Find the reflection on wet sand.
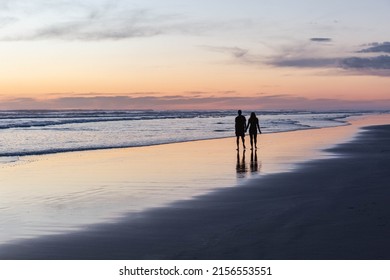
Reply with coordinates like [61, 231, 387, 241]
[236, 149, 261, 178]
[250, 149, 261, 173]
[236, 150, 247, 178]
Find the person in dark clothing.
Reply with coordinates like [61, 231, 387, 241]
[235, 110, 246, 150]
[246, 112, 262, 150]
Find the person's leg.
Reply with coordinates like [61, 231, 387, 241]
[236, 136, 239, 150]
[249, 134, 254, 149]
[241, 136, 246, 149]
[254, 134, 257, 149]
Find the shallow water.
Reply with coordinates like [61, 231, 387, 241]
[0, 110, 364, 157]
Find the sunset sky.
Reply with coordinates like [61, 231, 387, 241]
[0, 0, 389, 110]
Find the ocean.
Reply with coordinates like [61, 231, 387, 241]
[0, 110, 382, 244]
[0, 110, 370, 160]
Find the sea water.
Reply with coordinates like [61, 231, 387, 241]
[0, 110, 368, 159]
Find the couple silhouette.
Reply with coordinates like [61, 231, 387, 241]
[235, 110, 262, 150]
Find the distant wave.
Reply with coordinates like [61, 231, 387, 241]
[0, 110, 233, 130]
[0, 117, 145, 130]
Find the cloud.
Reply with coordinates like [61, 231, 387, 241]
[206, 44, 390, 76]
[0, 16, 16, 27]
[204, 39, 390, 76]
[1, 5, 175, 41]
[0, 1, 172, 40]
[29, 16, 162, 41]
[0, 1, 249, 41]
[358, 42, 390, 53]
[270, 57, 339, 68]
[1, 94, 389, 111]
[205, 40, 342, 69]
[268, 55, 390, 72]
[202, 45, 263, 65]
[340, 55, 390, 69]
[259, 40, 390, 75]
[203, 46, 249, 58]
[310, 38, 332, 42]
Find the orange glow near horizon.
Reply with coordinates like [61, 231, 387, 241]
[1, 69, 389, 107]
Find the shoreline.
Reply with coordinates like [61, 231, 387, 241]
[0, 123, 345, 159]
[0, 111, 378, 159]
[0, 115, 390, 259]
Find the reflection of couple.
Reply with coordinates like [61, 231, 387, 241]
[236, 149, 260, 176]
[235, 110, 262, 150]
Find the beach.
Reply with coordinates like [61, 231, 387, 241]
[0, 114, 390, 259]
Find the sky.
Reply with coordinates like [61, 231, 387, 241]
[0, 0, 389, 110]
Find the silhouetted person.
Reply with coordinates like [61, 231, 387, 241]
[235, 110, 246, 150]
[246, 112, 262, 150]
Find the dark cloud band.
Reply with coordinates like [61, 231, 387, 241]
[1, 94, 389, 111]
[341, 55, 390, 69]
[358, 42, 390, 53]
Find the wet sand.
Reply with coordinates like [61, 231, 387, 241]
[0, 115, 390, 259]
